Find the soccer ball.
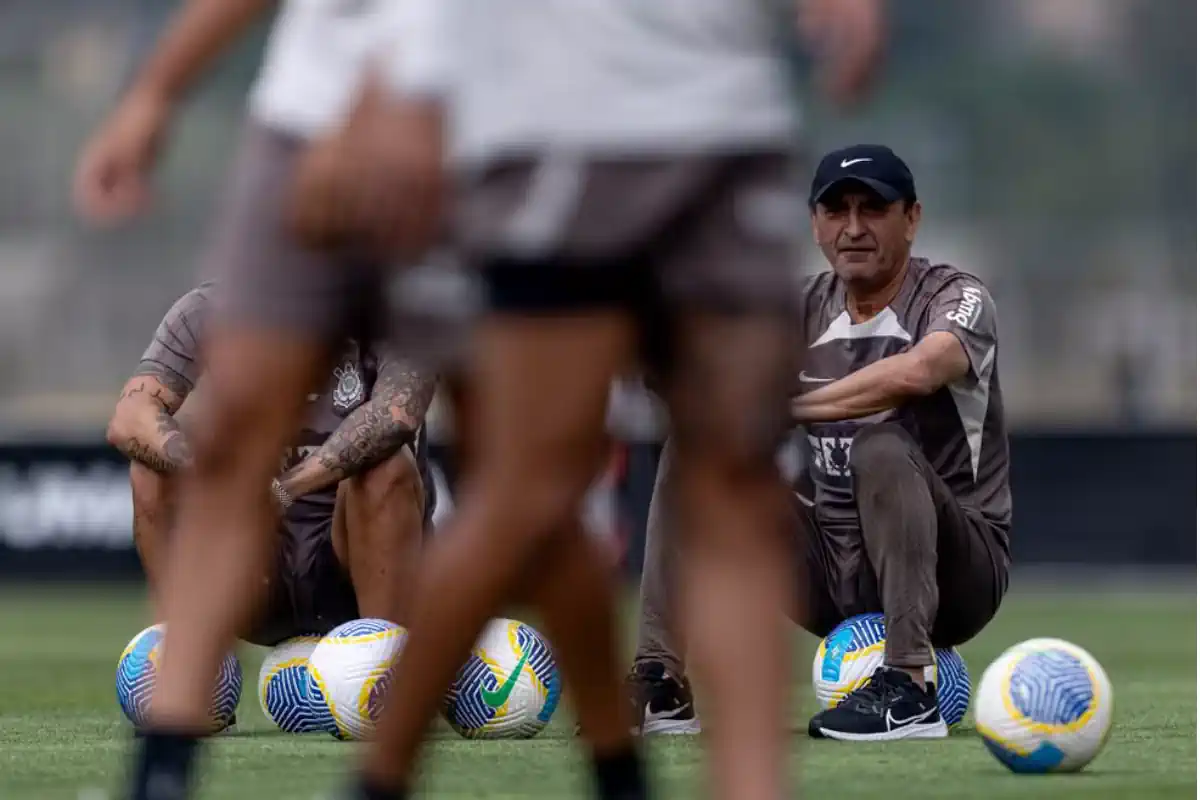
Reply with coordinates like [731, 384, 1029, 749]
[975, 638, 1114, 773]
[442, 618, 561, 739]
[812, 612, 972, 727]
[257, 636, 322, 733]
[306, 618, 406, 741]
[115, 623, 242, 733]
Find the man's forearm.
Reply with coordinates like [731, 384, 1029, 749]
[112, 408, 194, 474]
[792, 353, 926, 423]
[277, 402, 417, 499]
[128, 0, 276, 102]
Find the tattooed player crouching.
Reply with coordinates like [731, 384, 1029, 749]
[106, 281, 437, 647]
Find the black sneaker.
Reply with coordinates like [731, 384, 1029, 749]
[808, 667, 948, 742]
[627, 661, 701, 736]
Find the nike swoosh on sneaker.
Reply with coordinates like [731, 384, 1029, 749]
[644, 700, 692, 724]
[885, 706, 935, 730]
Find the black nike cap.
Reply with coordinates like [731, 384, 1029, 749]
[809, 144, 917, 207]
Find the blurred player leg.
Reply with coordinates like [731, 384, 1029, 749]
[666, 314, 796, 800]
[334, 447, 427, 623]
[644, 149, 800, 800]
[149, 330, 326, 727]
[360, 315, 643, 799]
[133, 123, 380, 800]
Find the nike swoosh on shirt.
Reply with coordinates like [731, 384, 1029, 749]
[480, 647, 530, 709]
[798, 372, 836, 384]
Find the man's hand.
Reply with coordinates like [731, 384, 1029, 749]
[289, 76, 446, 260]
[73, 89, 173, 225]
[798, 0, 887, 108]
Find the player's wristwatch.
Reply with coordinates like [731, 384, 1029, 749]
[271, 479, 294, 511]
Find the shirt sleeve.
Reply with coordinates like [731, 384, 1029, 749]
[922, 277, 998, 384]
[374, 0, 453, 99]
[136, 288, 210, 392]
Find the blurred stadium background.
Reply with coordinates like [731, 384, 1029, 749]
[0, 0, 1191, 572]
[0, 1, 1194, 797]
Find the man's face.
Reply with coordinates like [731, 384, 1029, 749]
[811, 186, 921, 286]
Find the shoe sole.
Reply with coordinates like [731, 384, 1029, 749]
[642, 716, 702, 736]
[817, 719, 949, 742]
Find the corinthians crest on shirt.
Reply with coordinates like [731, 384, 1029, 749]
[330, 343, 368, 416]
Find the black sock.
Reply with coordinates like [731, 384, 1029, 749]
[593, 746, 648, 800]
[131, 730, 200, 800]
[353, 776, 409, 800]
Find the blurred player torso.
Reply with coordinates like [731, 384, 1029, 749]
[250, 0, 399, 137]
[795, 259, 1011, 532]
[447, 0, 800, 163]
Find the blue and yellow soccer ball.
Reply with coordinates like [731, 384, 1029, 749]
[306, 619, 406, 741]
[812, 612, 972, 727]
[975, 638, 1114, 773]
[257, 636, 323, 733]
[116, 623, 242, 733]
[442, 618, 561, 739]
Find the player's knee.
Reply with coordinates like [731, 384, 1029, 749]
[348, 447, 423, 520]
[850, 424, 918, 480]
[483, 460, 596, 547]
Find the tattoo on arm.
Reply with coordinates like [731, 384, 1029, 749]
[279, 359, 437, 497]
[111, 365, 194, 474]
[156, 408, 194, 471]
[123, 437, 180, 474]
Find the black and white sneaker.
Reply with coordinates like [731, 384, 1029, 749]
[628, 661, 701, 736]
[808, 667, 948, 742]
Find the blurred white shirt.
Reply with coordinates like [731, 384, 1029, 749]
[249, 0, 398, 137]
[380, 0, 802, 165]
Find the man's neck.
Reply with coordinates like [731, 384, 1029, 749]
[845, 258, 910, 323]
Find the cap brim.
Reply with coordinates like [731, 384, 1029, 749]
[810, 177, 902, 206]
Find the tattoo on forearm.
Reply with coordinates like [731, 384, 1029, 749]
[314, 404, 417, 481]
[156, 409, 193, 470]
[122, 437, 179, 474]
[281, 362, 436, 491]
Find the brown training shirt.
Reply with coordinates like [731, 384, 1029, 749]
[135, 283, 382, 525]
[794, 257, 1011, 548]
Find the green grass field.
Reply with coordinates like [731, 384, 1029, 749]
[0, 577, 1193, 799]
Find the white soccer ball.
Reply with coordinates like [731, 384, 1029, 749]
[975, 638, 1114, 773]
[257, 636, 322, 733]
[306, 619, 406, 741]
[812, 612, 971, 726]
[115, 623, 242, 733]
[442, 618, 561, 739]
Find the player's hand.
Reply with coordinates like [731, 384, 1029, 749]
[72, 89, 173, 226]
[798, 0, 886, 108]
[289, 78, 446, 261]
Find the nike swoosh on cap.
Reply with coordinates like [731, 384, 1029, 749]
[840, 158, 872, 168]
